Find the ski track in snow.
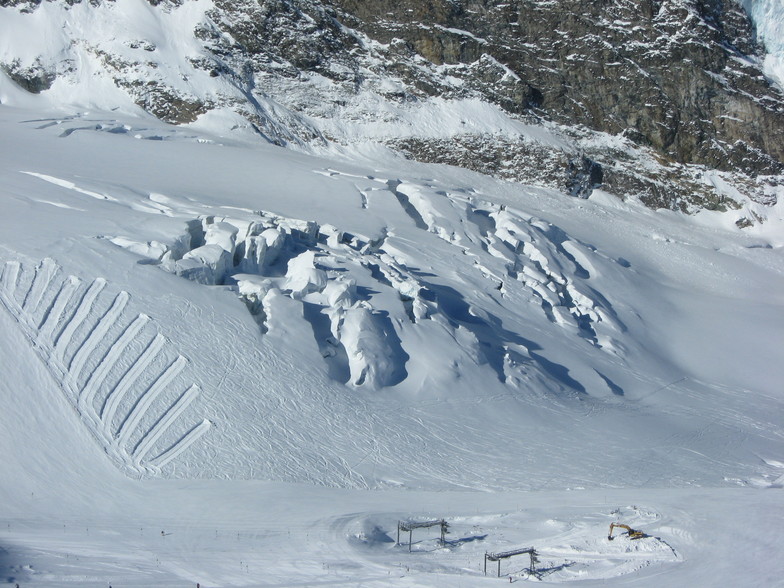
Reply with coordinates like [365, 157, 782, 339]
[79, 313, 149, 415]
[21, 255, 58, 316]
[149, 418, 212, 469]
[133, 384, 201, 464]
[38, 275, 81, 343]
[52, 277, 106, 360]
[101, 333, 167, 437]
[68, 290, 130, 380]
[0, 258, 208, 475]
[115, 355, 188, 447]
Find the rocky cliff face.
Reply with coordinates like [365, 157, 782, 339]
[2, 0, 783, 218]
[202, 0, 784, 213]
[330, 0, 784, 175]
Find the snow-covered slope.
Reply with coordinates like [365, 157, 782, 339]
[2, 98, 783, 487]
[1, 91, 784, 584]
[1, 1, 784, 586]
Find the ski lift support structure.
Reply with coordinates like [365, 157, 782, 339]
[484, 546, 538, 577]
[397, 519, 449, 551]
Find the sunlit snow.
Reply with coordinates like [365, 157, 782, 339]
[1, 2, 784, 587]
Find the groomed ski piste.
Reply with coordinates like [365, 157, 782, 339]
[2, 58, 784, 586]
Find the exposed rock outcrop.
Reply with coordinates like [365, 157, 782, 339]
[2, 0, 783, 215]
[328, 0, 784, 176]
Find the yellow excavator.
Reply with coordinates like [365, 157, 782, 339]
[607, 523, 645, 541]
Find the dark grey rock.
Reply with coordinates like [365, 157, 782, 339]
[326, 0, 784, 176]
[1, 59, 55, 93]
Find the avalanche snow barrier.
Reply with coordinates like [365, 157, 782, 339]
[0, 258, 210, 475]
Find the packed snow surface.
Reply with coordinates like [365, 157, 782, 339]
[1, 67, 784, 587]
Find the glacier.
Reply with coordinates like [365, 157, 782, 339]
[0, 0, 783, 586]
[741, 0, 784, 87]
[1, 91, 783, 587]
